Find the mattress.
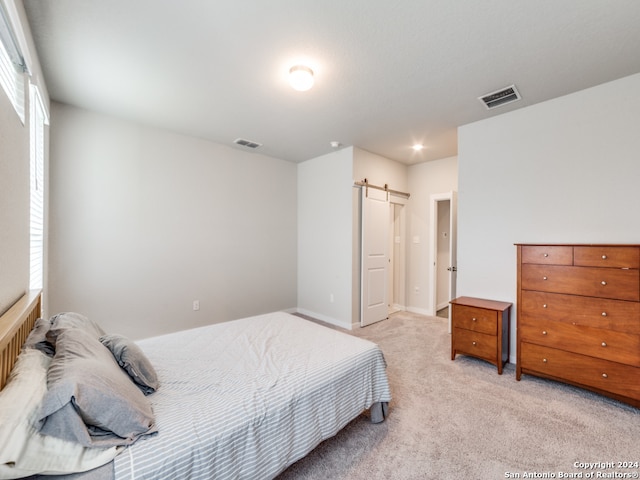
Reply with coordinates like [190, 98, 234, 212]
[112, 311, 391, 479]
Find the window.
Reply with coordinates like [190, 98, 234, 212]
[0, 2, 26, 122]
[29, 85, 47, 290]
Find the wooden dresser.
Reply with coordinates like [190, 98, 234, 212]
[450, 296, 512, 374]
[516, 244, 640, 407]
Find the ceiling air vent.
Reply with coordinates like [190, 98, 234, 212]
[479, 85, 521, 109]
[234, 138, 262, 149]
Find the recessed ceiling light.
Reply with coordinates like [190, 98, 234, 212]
[412, 144, 424, 151]
[289, 65, 314, 91]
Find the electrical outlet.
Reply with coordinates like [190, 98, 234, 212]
[193, 300, 200, 311]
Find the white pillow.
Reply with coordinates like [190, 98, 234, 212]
[0, 349, 120, 479]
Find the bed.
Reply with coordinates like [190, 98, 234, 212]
[0, 291, 391, 479]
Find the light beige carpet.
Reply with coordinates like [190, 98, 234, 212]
[279, 311, 640, 479]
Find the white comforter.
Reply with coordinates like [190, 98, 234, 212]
[113, 312, 391, 480]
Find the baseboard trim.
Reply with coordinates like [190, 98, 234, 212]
[294, 308, 352, 330]
[405, 306, 434, 316]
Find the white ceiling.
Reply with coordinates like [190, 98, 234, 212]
[22, 0, 640, 165]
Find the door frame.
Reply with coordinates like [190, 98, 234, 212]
[429, 191, 457, 332]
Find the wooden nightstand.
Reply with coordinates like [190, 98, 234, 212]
[450, 296, 512, 374]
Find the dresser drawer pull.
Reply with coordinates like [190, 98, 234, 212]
[544, 253, 549, 257]
[472, 317, 477, 322]
[472, 341, 477, 346]
[543, 358, 548, 363]
[601, 312, 607, 317]
[543, 304, 547, 308]
[601, 281, 607, 286]
[543, 276, 548, 280]
[602, 373, 608, 379]
[602, 255, 607, 259]
[601, 342, 607, 347]
[542, 330, 548, 335]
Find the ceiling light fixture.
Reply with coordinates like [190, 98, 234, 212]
[412, 144, 424, 151]
[289, 65, 314, 91]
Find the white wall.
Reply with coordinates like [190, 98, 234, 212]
[406, 156, 458, 314]
[297, 147, 353, 328]
[458, 72, 640, 363]
[0, 78, 29, 314]
[353, 147, 408, 192]
[48, 103, 297, 339]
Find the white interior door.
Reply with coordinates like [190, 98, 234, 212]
[430, 191, 458, 332]
[449, 192, 458, 308]
[361, 187, 389, 326]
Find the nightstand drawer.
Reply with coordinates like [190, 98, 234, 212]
[451, 304, 497, 335]
[453, 328, 497, 361]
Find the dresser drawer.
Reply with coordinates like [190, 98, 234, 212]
[451, 304, 497, 335]
[519, 319, 640, 366]
[520, 290, 640, 334]
[521, 264, 640, 301]
[453, 328, 496, 361]
[521, 245, 573, 265]
[574, 246, 640, 269]
[520, 342, 640, 401]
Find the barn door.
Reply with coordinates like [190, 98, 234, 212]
[361, 187, 389, 326]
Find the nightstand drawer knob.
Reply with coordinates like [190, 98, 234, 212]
[544, 253, 549, 257]
[601, 312, 607, 317]
[543, 304, 547, 308]
[472, 341, 477, 346]
[472, 317, 477, 322]
[602, 255, 607, 259]
[543, 358, 548, 363]
[602, 373, 608, 379]
[601, 342, 607, 347]
[601, 281, 607, 286]
[542, 330, 548, 335]
[543, 276, 548, 280]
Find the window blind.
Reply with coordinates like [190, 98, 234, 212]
[29, 85, 47, 290]
[0, 1, 26, 122]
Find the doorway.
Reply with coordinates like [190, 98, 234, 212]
[429, 192, 457, 333]
[388, 200, 406, 315]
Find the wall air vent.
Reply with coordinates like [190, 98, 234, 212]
[479, 85, 521, 109]
[234, 138, 262, 149]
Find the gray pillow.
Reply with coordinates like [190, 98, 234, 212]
[37, 328, 157, 448]
[100, 334, 159, 395]
[46, 312, 106, 345]
[23, 318, 55, 356]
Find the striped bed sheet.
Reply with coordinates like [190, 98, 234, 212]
[112, 311, 391, 480]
